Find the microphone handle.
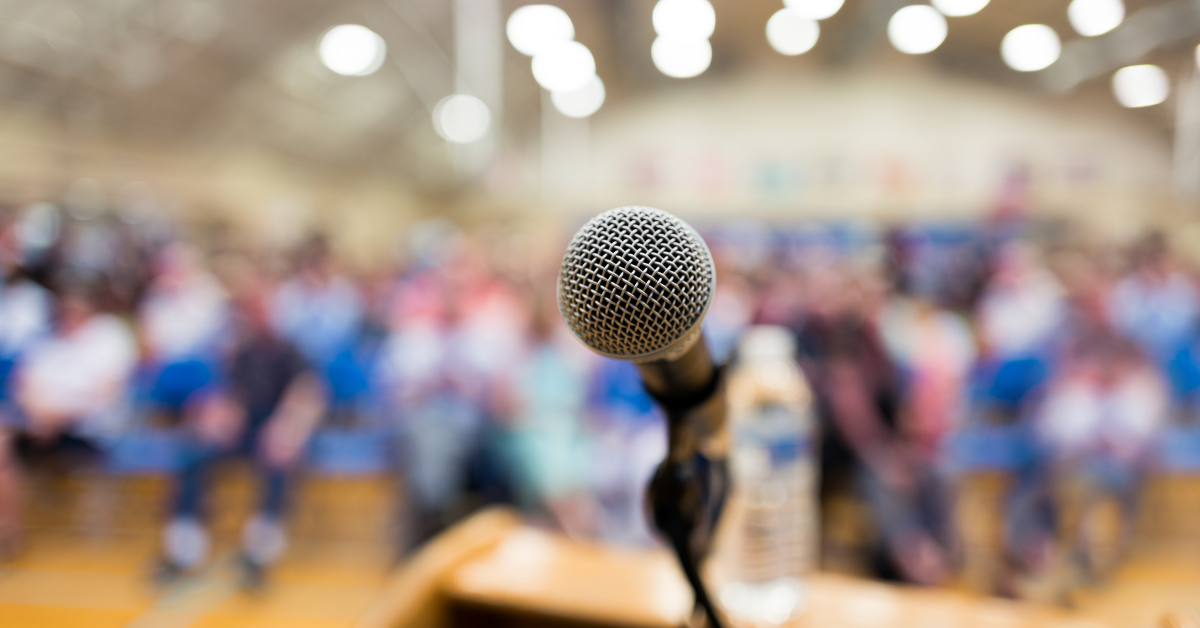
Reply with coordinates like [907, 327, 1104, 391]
[636, 336, 716, 405]
[637, 338, 727, 462]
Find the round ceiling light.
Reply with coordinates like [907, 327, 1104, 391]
[551, 75, 606, 118]
[433, 94, 492, 143]
[506, 4, 575, 56]
[531, 40, 596, 92]
[318, 25, 386, 76]
[1112, 64, 1169, 108]
[887, 5, 948, 55]
[651, 36, 713, 78]
[1001, 24, 1061, 72]
[766, 8, 819, 56]
[648, 36, 710, 78]
[931, 0, 989, 17]
[652, 0, 716, 41]
[1068, 0, 1124, 37]
[782, 0, 845, 21]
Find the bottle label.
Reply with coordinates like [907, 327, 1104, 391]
[724, 400, 817, 587]
[733, 402, 811, 478]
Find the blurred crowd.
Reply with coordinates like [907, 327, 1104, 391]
[731, 222, 1189, 600]
[0, 205, 669, 588]
[0, 203, 1196, 601]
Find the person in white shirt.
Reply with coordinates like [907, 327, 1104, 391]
[1036, 341, 1167, 584]
[977, 242, 1066, 362]
[1108, 234, 1198, 373]
[271, 237, 365, 419]
[974, 241, 1066, 425]
[271, 237, 364, 371]
[0, 277, 137, 553]
[138, 243, 229, 413]
[17, 283, 137, 438]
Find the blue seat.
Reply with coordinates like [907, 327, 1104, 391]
[949, 424, 1034, 471]
[106, 429, 188, 475]
[1167, 345, 1200, 401]
[1157, 425, 1200, 473]
[306, 427, 394, 476]
[0, 357, 15, 402]
[325, 348, 374, 407]
[987, 358, 1049, 407]
[142, 359, 217, 412]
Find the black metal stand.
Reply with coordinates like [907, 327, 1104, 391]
[643, 358, 730, 628]
[648, 453, 729, 628]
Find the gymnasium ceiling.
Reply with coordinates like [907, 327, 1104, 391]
[0, 0, 1197, 187]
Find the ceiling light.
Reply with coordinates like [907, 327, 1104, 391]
[782, 0, 845, 20]
[887, 5, 948, 55]
[1068, 0, 1124, 37]
[651, 36, 712, 78]
[531, 40, 596, 91]
[318, 25, 386, 77]
[931, 0, 989, 17]
[1112, 64, 1169, 107]
[1001, 24, 1061, 72]
[551, 75, 606, 118]
[433, 95, 492, 143]
[506, 5, 575, 56]
[766, 9, 819, 56]
[652, 0, 716, 41]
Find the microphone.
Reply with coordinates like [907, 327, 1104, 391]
[558, 206, 728, 628]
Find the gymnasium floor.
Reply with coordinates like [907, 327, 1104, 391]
[0, 532, 393, 628]
[0, 469, 1194, 628]
[1073, 548, 1200, 628]
[0, 469, 397, 628]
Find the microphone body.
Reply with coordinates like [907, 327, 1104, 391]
[556, 205, 726, 451]
[558, 206, 729, 627]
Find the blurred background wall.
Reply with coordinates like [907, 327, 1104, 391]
[0, 0, 1195, 250]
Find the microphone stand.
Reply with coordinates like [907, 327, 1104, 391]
[641, 341, 730, 628]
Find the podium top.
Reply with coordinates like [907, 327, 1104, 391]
[442, 524, 1109, 628]
[358, 507, 1114, 628]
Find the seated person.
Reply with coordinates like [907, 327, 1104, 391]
[0, 276, 137, 553]
[271, 236, 365, 418]
[159, 275, 326, 588]
[975, 241, 1065, 420]
[137, 242, 229, 416]
[0, 259, 50, 417]
[1035, 337, 1165, 587]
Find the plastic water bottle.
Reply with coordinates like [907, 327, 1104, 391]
[713, 326, 817, 625]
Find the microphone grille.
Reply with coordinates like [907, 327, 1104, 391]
[557, 206, 715, 361]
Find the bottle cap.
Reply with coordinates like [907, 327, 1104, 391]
[737, 325, 795, 361]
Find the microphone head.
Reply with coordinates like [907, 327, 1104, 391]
[558, 206, 715, 363]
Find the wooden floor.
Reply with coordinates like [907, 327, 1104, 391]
[0, 468, 1194, 628]
[0, 467, 398, 628]
[1072, 546, 1200, 628]
[0, 533, 395, 628]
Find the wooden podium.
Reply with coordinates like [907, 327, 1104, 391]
[356, 507, 1114, 628]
